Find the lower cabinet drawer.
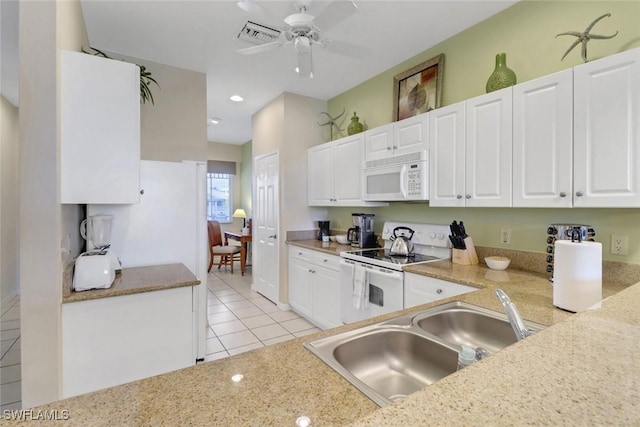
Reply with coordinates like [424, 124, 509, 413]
[313, 253, 341, 272]
[404, 273, 476, 308]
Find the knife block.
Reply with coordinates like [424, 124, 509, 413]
[452, 237, 479, 265]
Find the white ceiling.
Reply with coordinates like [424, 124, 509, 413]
[2, 1, 519, 145]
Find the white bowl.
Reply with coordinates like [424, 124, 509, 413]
[485, 256, 511, 271]
[328, 236, 337, 242]
[335, 235, 349, 245]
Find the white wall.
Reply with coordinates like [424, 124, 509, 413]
[19, 0, 61, 408]
[19, 0, 88, 408]
[0, 95, 19, 307]
[117, 55, 207, 163]
[252, 92, 327, 304]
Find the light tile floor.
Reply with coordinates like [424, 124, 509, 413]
[0, 268, 319, 411]
[203, 268, 320, 361]
[0, 297, 21, 412]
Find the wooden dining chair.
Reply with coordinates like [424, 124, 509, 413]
[208, 220, 241, 273]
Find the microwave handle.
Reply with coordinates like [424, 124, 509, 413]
[400, 164, 408, 198]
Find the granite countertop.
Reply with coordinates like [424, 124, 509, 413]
[17, 246, 639, 425]
[62, 263, 200, 303]
[287, 238, 354, 256]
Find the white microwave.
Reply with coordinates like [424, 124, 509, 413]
[363, 154, 429, 202]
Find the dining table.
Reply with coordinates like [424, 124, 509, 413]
[223, 231, 252, 275]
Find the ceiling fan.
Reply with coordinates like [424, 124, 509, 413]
[236, 0, 358, 78]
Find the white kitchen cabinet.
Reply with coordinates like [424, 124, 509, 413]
[61, 286, 194, 398]
[429, 102, 466, 207]
[404, 273, 476, 308]
[513, 69, 574, 207]
[288, 247, 342, 329]
[573, 48, 640, 207]
[364, 114, 429, 164]
[429, 88, 512, 207]
[288, 251, 314, 320]
[465, 87, 513, 207]
[308, 134, 386, 207]
[60, 50, 140, 204]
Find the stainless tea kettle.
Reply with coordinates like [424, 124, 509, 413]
[389, 226, 414, 256]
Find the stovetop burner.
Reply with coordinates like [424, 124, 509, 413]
[347, 248, 442, 265]
[340, 222, 452, 271]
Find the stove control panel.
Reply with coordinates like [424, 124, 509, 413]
[381, 222, 451, 248]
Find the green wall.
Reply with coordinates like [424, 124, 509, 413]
[326, 1, 640, 264]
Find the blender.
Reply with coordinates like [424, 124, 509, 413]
[73, 214, 121, 290]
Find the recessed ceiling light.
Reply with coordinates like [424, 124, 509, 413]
[208, 117, 222, 125]
[230, 95, 244, 102]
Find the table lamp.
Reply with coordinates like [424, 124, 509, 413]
[233, 209, 247, 228]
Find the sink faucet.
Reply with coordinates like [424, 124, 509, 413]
[495, 289, 534, 341]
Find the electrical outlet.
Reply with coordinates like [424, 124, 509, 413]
[611, 235, 629, 255]
[500, 228, 511, 244]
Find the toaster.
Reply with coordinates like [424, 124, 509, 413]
[73, 250, 118, 291]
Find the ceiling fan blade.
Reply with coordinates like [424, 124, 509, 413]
[312, 0, 357, 32]
[236, 41, 283, 55]
[318, 39, 367, 58]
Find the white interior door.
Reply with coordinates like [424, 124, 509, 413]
[254, 152, 280, 303]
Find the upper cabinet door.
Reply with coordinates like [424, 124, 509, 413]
[429, 102, 466, 207]
[513, 69, 573, 207]
[573, 48, 640, 207]
[307, 143, 335, 206]
[465, 87, 513, 207]
[364, 123, 393, 163]
[60, 50, 140, 204]
[394, 113, 429, 156]
[333, 134, 364, 205]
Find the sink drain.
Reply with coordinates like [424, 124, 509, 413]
[388, 394, 407, 402]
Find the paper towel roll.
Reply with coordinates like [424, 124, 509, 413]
[553, 240, 602, 312]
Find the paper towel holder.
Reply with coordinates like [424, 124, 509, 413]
[546, 224, 596, 281]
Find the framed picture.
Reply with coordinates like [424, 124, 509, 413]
[393, 54, 444, 121]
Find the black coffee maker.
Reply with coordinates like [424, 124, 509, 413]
[318, 221, 330, 240]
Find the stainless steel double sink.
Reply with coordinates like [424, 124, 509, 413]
[304, 301, 546, 407]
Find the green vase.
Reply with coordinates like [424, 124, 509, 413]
[486, 53, 517, 93]
[347, 112, 364, 135]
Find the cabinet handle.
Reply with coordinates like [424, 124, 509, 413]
[393, 145, 397, 149]
[465, 194, 471, 199]
[140, 189, 145, 195]
[456, 195, 462, 200]
[387, 147, 392, 150]
[323, 259, 328, 263]
[559, 192, 567, 197]
[436, 288, 443, 294]
[576, 191, 584, 197]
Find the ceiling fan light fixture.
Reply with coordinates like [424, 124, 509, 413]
[294, 35, 311, 53]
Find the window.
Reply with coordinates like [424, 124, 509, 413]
[206, 173, 233, 222]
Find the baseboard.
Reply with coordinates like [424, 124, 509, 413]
[277, 302, 290, 311]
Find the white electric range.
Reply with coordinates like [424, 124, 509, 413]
[339, 222, 452, 323]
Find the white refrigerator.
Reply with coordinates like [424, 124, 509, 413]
[88, 159, 208, 360]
